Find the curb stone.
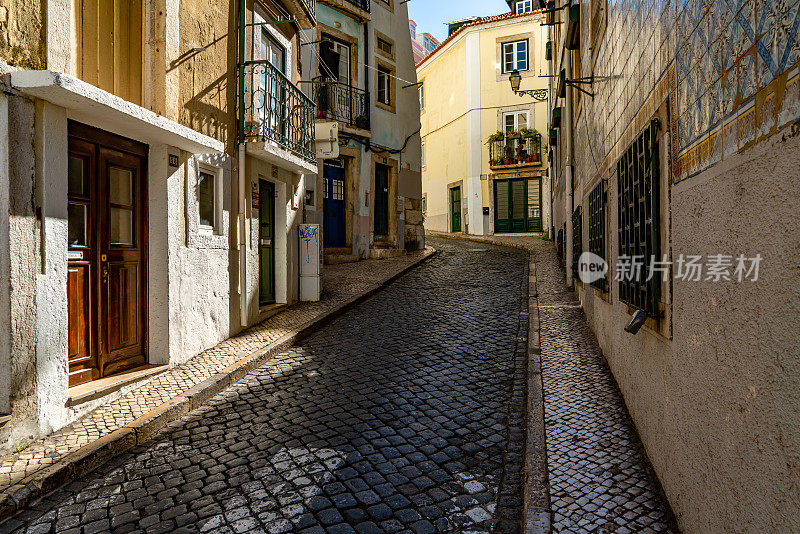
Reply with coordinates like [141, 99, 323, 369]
[0, 247, 436, 526]
[426, 231, 552, 533]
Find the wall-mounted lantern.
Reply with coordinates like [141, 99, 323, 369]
[508, 70, 548, 101]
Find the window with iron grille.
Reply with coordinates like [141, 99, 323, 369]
[617, 120, 661, 316]
[572, 206, 582, 279]
[588, 181, 607, 291]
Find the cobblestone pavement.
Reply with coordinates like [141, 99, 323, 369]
[430, 232, 678, 533]
[0, 249, 431, 496]
[1, 238, 530, 534]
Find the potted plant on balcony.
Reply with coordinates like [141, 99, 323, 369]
[506, 130, 522, 140]
[487, 131, 504, 144]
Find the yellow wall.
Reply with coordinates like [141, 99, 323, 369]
[418, 13, 548, 233]
[417, 38, 467, 232]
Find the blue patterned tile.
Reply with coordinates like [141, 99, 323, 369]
[739, 53, 757, 99]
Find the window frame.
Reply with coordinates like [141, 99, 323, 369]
[516, 0, 533, 13]
[197, 164, 222, 235]
[503, 110, 530, 133]
[375, 59, 397, 113]
[588, 180, 607, 292]
[617, 120, 662, 317]
[502, 39, 529, 74]
[419, 83, 425, 110]
[421, 140, 426, 167]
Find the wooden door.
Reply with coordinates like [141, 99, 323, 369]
[259, 180, 276, 305]
[510, 179, 527, 232]
[374, 164, 389, 237]
[323, 163, 346, 248]
[450, 187, 462, 233]
[67, 123, 148, 386]
[494, 179, 528, 233]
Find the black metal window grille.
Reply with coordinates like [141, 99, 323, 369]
[588, 181, 607, 291]
[617, 119, 661, 316]
[572, 206, 582, 279]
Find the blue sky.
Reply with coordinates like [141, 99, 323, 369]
[408, 0, 511, 42]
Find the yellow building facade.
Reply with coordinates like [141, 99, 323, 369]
[417, 11, 549, 236]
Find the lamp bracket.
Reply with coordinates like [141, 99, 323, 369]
[513, 88, 549, 101]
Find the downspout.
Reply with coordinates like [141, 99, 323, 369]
[238, 0, 248, 327]
[564, 47, 575, 288]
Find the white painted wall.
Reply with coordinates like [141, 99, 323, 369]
[0, 92, 10, 416]
[465, 32, 484, 236]
[34, 101, 69, 434]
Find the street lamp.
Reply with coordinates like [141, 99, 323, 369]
[508, 69, 548, 101]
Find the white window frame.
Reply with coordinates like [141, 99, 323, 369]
[502, 39, 529, 73]
[197, 164, 222, 234]
[419, 83, 425, 110]
[421, 140, 426, 167]
[377, 66, 392, 105]
[516, 0, 533, 13]
[503, 111, 530, 133]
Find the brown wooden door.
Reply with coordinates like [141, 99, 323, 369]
[67, 123, 148, 386]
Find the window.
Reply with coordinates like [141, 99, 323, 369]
[502, 40, 528, 73]
[419, 83, 425, 109]
[422, 197, 427, 214]
[377, 37, 393, 56]
[572, 206, 582, 279]
[503, 111, 529, 133]
[377, 66, 392, 105]
[617, 120, 662, 316]
[516, 0, 533, 13]
[320, 35, 351, 85]
[588, 181, 607, 291]
[421, 140, 426, 167]
[198, 168, 217, 229]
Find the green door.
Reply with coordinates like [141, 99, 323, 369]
[259, 180, 275, 305]
[494, 178, 531, 233]
[450, 187, 461, 233]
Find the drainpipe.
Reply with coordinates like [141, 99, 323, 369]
[239, 143, 248, 328]
[564, 48, 575, 288]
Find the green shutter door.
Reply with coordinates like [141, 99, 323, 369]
[450, 186, 462, 233]
[494, 180, 511, 233]
[510, 179, 527, 232]
[259, 180, 276, 305]
[526, 177, 543, 232]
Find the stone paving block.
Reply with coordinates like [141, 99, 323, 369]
[0, 239, 526, 533]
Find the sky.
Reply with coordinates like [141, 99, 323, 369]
[407, 0, 511, 42]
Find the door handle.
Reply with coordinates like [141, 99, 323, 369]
[102, 263, 109, 283]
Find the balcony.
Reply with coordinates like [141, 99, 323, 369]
[314, 82, 370, 133]
[489, 132, 543, 169]
[318, 0, 370, 21]
[240, 61, 317, 171]
[282, 0, 317, 30]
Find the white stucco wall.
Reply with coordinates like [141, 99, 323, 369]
[33, 101, 69, 434]
[465, 32, 483, 236]
[0, 91, 10, 416]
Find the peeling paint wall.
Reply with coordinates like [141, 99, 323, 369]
[0, 0, 46, 69]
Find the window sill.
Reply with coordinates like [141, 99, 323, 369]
[66, 365, 169, 407]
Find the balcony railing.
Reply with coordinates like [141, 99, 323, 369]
[301, 0, 316, 20]
[489, 134, 543, 167]
[240, 61, 316, 163]
[343, 0, 370, 12]
[314, 82, 370, 131]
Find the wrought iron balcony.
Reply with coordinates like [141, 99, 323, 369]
[314, 82, 370, 131]
[240, 61, 316, 164]
[344, 0, 370, 11]
[489, 133, 543, 168]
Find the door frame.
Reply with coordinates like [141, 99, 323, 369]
[446, 180, 464, 234]
[322, 160, 347, 249]
[450, 186, 462, 233]
[67, 121, 149, 385]
[369, 154, 398, 247]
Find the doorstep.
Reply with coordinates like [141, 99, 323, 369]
[67, 365, 169, 407]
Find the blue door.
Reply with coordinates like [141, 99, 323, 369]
[323, 163, 346, 248]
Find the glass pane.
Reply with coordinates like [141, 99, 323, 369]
[518, 112, 528, 130]
[68, 156, 85, 195]
[505, 115, 515, 133]
[110, 167, 134, 206]
[68, 203, 88, 247]
[198, 171, 215, 227]
[111, 208, 134, 245]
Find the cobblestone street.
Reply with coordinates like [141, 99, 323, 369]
[0, 238, 531, 534]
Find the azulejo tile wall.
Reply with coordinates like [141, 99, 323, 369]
[571, 0, 800, 187]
